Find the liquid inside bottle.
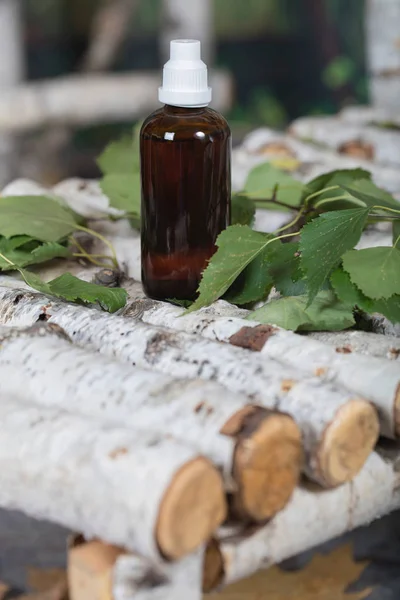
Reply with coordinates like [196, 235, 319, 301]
[140, 40, 231, 301]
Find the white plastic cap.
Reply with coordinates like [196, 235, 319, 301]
[159, 39, 212, 108]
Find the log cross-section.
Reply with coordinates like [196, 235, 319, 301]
[0, 323, 303, 523]
[0, 398, 226, 561]
[0, 288, 380, 488]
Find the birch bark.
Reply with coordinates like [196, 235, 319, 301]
[0, 398, 226, 561]
[209, 450, 400, 588]
[0, 288, 379, 488]
[0, 323, 302, 522]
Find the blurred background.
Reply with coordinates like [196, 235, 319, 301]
[0, 0, 392, 187]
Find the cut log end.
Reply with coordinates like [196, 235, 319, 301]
[317, 400, 380, 488]
[203, 538, 224, 593]
[156, 457, 227, 561]
[394, 383, 400, 438]
[228, 408, 303, 522]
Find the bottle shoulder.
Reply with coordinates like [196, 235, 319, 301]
[141, 106, 231, 140]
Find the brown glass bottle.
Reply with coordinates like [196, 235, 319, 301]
[140, 104, 231, 301]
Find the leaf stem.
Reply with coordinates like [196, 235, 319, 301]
[314, 195, 364, 209]
[274, 205, 307, 234]
[371, 205, 400, 216]
[0, 252, 14, 268]
[74, 225, 119, 268]
[394, 234, 400, 248]
[303, 185, 340, 205]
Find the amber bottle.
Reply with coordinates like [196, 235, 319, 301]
[140, 40, 231, 301]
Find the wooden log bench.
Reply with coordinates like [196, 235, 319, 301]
[0, 107, 399, 599]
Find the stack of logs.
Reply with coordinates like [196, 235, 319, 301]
[0, 106, 399, 599]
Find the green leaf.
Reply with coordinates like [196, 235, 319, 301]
[342, 180, 400, 212]
[167, 298, 193, 308]
[0, 241, 69, 271]
[331, 267, 400, 324]
[224, 244, 275, 305]
[15, 268, 127, 313]
[302, 169, 371, 203]
[370, 296, 400, 324]
[342, 246, 400, 300]
[247, 291, 355, 332]
[0, 196, 78, 242]
[330, 267, 364, 307]
[393, 220, 400, 246]
[244, 163, 304, 210]
[100, 173, 141, 214]
[231, 194, 256, 226]
[300, 208, 370, 303]
[186, 225, 275, 312]
[267, 242, 307, 296]
[97, 126, 141, 175]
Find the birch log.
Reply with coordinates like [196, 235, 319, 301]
[289, 115, 400, 168]
[0, 397, 226, 561]
[112, 548, 204, 600]
[118, 285, 399, 440]
[0, 288, 379, 488]
[234, 127, 400, 196]
[366, 0, 400, 110]
[160, 0, 214, 65]
[68, 536, 204, 600]
[0, 71, 232, 134]
[0, 323, 302, 523]
[0, 0, 24, 187]
[307, 330, 400, 361]
[207, 450, 400, 589]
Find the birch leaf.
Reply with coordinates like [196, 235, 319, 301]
[342, 247, 400, 299]
[244, 163, 304, 209]
[0, 241, 69, 271]
[231, 194, 256, 226]
[7, 268, 127, 313]
[300, 208, 370, 303]
[247, 291, 355, 331]
[0, 196, 78, 242]
[224, 245, 274, 305]
[267, 242, 307, 296]
[187, 225, 275, 312]
[331, 267, 400, 323]
[302, 169, 371, 204]
[393, 220, 400, 246]
[100, 173, 141, 214]
[97, 130, 140, 174]
[342, 180, 400, 212]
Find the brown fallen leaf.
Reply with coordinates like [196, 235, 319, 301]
[208, 543, 371, 600]
[15, 568, 68, 600]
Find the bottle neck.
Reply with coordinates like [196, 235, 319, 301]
[164, 104, 208, 116]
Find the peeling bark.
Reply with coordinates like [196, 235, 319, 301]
[209, 450, 400, 589]
[0, 288, 379, 488]
[0, 397, 226, 561]
[0, 323, 302, 522]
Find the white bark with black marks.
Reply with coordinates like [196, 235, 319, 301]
[308, 330, 400, 361]
[0, 323, 302, 524]
[0, 397, 218, 561]
[289, 115, 400, 169]
[0, 288, 379, 488]
[113, 549, 204, 600]
[215, 450, 400, 587]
